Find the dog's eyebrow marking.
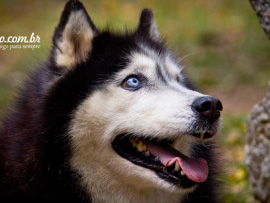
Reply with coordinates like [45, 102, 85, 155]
[165, 55, 183, 79]
[156, 64, 168, 85]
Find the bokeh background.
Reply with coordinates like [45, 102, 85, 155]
[0, 0, 269, 202]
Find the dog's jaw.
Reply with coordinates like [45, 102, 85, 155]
[68, 93, 198, 203]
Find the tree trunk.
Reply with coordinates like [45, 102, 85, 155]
[246, 85, 270, 203]
[246, 1, 270, 202]
[249, 0, 270, 39]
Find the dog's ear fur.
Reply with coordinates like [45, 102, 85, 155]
[52, 0, 98, 71]
[136, 8, 160, 41]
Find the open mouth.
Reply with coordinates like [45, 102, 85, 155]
[112, 132, 212, 189]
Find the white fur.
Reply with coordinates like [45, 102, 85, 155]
[69, 52, 208, 202]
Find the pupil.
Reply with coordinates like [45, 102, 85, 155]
[124, 77, 140, 89]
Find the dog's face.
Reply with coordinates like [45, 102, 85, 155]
[47, 0, 222, 198]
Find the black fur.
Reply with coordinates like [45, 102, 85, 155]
[0, 1, 221, 202]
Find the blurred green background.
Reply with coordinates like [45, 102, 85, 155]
[0, 0, 269, 202]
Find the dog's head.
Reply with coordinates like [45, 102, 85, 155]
[45, 0, 222, 198]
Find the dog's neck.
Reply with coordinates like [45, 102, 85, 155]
[86, 177, 184, 203]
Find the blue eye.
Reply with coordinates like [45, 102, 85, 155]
[122, 76, 141, 90]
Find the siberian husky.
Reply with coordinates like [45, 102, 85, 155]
[0, 0, 223, 202]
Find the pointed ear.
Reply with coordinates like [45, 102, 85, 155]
[136, 8, 160, 41]
[52, 0, 98, 70]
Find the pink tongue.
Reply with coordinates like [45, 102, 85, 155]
[144, 142, 208, 183]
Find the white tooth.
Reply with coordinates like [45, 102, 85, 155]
[137, 141, 146, 152]
[155, 155, 160, 160]
[200, 132, 205, 140]
[174, 162, 180, 171]
[181, 171, 185, 176]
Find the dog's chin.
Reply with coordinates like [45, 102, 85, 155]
[112, 131, 215, 190]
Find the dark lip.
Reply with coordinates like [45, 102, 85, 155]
[112, 134, 197, 189]
[190, 119, 220, 136]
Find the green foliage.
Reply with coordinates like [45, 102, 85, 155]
[220, 114, 253, 202]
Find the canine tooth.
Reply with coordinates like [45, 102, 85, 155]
[137, 141, 146, 152]
[155, 155, 160, 160]
[174, 162, 180, 171]
[200, 132, 205, 140]
[181, 171, 185, 176]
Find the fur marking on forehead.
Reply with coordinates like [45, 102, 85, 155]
[130, 52, 156, 69]
[127, 50, 183, 85]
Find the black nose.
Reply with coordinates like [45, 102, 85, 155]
[192, 96, 223, 120]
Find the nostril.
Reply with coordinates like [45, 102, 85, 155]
[216, 100, 223, 112]
[192, 96, 223, 120]
[197, 99, 211, 113]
